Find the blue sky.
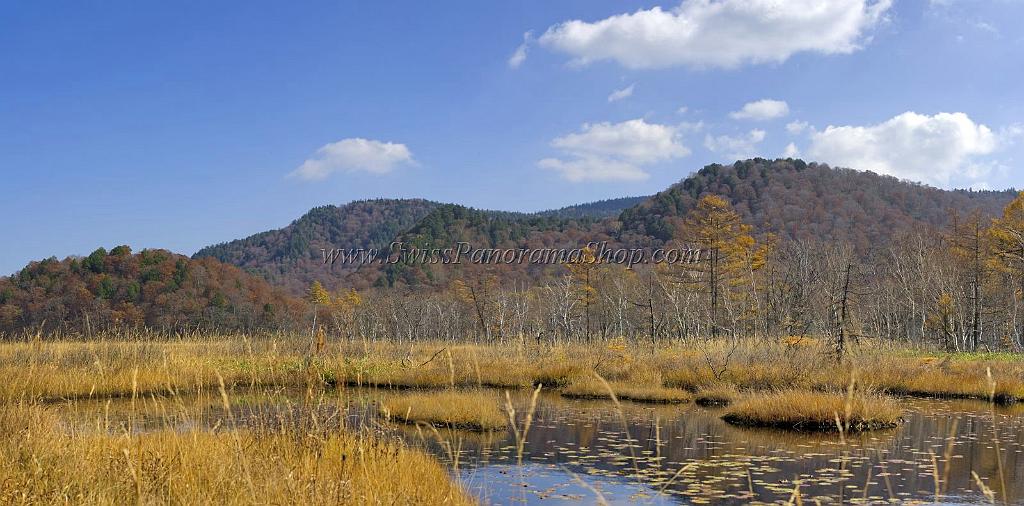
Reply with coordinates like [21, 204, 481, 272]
[1, 0, 1022, 275]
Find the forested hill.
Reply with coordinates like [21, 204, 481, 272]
[334, 160, 1017, 289]
[193, 199, 441, 293]
[192, 197, 647, 293]
[536, 196, 650, 219]
[0, 247, 304, 334]
[192, 159, 1017, 292]
[351, 203, 613, 288]
[619, 159, 1016, 251]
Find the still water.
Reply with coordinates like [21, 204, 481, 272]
[57, 389, 1024, 505]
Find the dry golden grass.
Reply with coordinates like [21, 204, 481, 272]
[721, 390, 903, 432]
[861, 356, 1024, 403]
[0, 340, 320, 402]
[560, 379, 690, 404]
[2, 337, 1023, 406]
[657, 341, 1024, 404]
[693, 384, 740, 406]
[336, 343, 581, 390]
[0, 403, 472, 505]
[2, 335, 1021, 504]
[380, 390, 507, 431]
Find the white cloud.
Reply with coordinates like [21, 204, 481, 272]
[806, 112, 998, 187]
[508, 32, 532, 69]
[552, 119, 690, 164]
[290, 138, 415, 180]
[538, 0, 892, 69]
[704, 129, 766, 159]
[783, 142, 801, 158]
[677, 105, 689, 115]
[538, 157, 649, 182]
[541, 119, 690, 182]
[607, 83, 635, 102]
[730, 99, 789, 121]
[786, 120, 810, 135]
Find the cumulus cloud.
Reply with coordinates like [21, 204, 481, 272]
[290, 138, 415, 180]
[541, 119, 690, 182]
[730, 99, 789, 121]
[704, 129, 766, 159]
[607, 83, 635, 102]
[538, 0, 892, 69]
[783, 142, 801, 158]
[552, 119, 690, 164]
[508, 32, 532, 69]
[806, 112, 999, 187]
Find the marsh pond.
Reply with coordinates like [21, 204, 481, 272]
[56, 388, 1023, 505]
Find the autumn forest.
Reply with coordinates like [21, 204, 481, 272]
[2, 158, 1022, 355]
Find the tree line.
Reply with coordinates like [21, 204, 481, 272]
[302, 192, 1024, 354]
[4, 167, 1024, 353]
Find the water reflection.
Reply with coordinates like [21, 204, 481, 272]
[463, 464, 674, 505]
[54, 389, 1021, 505]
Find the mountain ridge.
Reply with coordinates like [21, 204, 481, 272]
[3, 158, 1018, 332]
[619, 159, 1014, 250]
[187, 158, 1017, 292]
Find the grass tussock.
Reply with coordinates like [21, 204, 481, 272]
[381, 389, 507, 431]
[338, 344, 585, 390]
[721, 390, 903, 432]
[0, 403, 472, 505]
[694, 384, 740, 407]
[560, 379, 690, 404]
[865, 356, 1024, 403]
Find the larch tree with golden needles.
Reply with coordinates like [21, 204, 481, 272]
[990, 191, 1024, 347]
[330, 288, 362, 342]
[565, 245, 598, 342]
[991, 191, 1024, 271]
[680, 195, 764, 338]
[307, 280, 331, 338]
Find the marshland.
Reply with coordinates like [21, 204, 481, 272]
[6, 164, 1024, 505]
[8, 0, 1024, 503]
[6, 179, 1024, 506]
[3, 334, 1023, 504]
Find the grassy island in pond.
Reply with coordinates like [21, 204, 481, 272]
[721, 390, 904, 432]
[560, 379, 690, 404]
[693, 384, 740, 406]
[381, 390, 507, 431]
